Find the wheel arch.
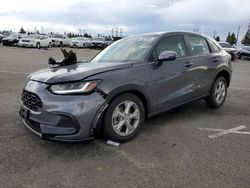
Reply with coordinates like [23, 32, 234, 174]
[104, 85, 152, 116]
[91, 85, 152, 135]
[216, 70, 230, 87]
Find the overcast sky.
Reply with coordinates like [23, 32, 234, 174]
[0, 0, 249, 40]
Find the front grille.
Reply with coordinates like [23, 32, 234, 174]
[21, 90, 42, 111]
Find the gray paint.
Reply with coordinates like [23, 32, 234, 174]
[20, 31, 232, 141]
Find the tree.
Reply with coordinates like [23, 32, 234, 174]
[19, 27, 26, 34]
[226, 32, 237, 45]
[241, 30, 250, 45]
[230, 32, 237, 45]
[215, 36, 220, 42]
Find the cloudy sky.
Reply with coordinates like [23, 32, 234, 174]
[0, 0, 249, 40]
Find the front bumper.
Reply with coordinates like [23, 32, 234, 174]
[18, 42, 36, 48]
[20, 80, 106, 142]
[2, 40, 17, 46]
[70, 43, 83, 48]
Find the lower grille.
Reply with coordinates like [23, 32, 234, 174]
[21, 90, 42, 111]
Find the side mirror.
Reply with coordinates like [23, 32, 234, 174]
[158, 51, 177, 62]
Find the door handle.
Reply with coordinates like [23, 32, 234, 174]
[213, 57, 219, 62]
[184, 62, 193, 67]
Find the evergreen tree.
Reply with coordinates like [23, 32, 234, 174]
[215, 36, 220, 42]
[241, 30, 250, 45]
[19, 27, 26, 33]
[230, 33, 237, 45]
[226, 32, 237, 45]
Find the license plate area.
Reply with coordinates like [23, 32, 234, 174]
[20, 106, 30, 121]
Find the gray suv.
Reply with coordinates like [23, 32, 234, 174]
[20, 31, 232, 142]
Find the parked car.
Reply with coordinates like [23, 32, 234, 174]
[50, 35, 71, 47]
[18, 34, 52, 48]
[237, 45, 250, 59]
[2, 33, 25, 46]
[20, 31, 232, 142]
[70, 37, 91, 48]
[90, 37, 108, 49]
[218, 42, 236, 61]
[0, 33, 6, 43]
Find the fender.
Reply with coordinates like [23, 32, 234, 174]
[209, 64, 232, 92]
[90, 84, 153, 133]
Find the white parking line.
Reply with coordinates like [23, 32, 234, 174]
[230, 87, 250, 91]
[0, 70, 30, 75]
[198, 125, 250, 138]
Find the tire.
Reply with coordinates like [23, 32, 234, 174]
[206, 76, 227, 109]
[238, 53, 242, 59]
[103, 93, 145, 142]
[36, 42, 40, 49]
[59, 42, 63, 47]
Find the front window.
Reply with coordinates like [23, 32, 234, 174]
[26, 35, 40, 39]
[92, 37, 104, 41]
[219, 42, 232, 48]
[92, 35, 158, 63]
[152, 35, 187, 59]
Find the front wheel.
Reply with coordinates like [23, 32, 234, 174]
[36, 42, 40, 49]
[206, 76, 227, 108]
[103, 93, 145, 142]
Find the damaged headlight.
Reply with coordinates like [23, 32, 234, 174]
[49, 80, 101, 95]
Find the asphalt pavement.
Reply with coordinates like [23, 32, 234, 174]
[0, 45, 250, 188]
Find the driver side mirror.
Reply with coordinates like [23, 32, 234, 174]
[158, 51, 177, 61]
[155, 51, 177, 66]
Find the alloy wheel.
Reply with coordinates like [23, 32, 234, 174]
[112, 100, 140, 136]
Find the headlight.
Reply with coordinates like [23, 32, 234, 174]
[49, 80, 101, 95]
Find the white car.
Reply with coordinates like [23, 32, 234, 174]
[70, 37, 91, 48]
[50, 35, 71, 47]
[18, 34, 52, 48]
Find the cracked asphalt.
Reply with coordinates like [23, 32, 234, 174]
[0, 45, 250, 188]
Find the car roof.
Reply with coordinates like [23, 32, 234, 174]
[130, 30, 209, 38]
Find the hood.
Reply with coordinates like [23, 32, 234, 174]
[71, 40, 83, 43]
[29, 62, 132, 84]
[223, 47, 236, 52]
[3, 36, 16, 41]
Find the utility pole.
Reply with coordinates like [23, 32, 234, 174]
[236, 25, 240, 46]
[120, 28, 123, 37]
[213, 30, 216, 38]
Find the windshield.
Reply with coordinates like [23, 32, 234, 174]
[9, 34, 18, 37]
[25, 35, 40, 39]
[92, 37, 104, 41]
[91, 35, 158, 63]
[219, 42, 232, 48]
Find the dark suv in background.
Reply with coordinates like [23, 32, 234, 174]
[20, 31, 232, 142]
[218, 42, 236, 61]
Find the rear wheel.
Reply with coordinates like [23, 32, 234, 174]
[206, 76, 227, 108]
[103, 93, 145, 142]
[59, 41, 63, 47]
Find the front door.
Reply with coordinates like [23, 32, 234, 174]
[150, 35, 195, 111]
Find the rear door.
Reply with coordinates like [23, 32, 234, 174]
[184, 34, 216, 98]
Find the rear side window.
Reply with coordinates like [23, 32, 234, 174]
[153, 35, 187, 59]
[209, 40, 221, 53]
[188, 36, 210, 56]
